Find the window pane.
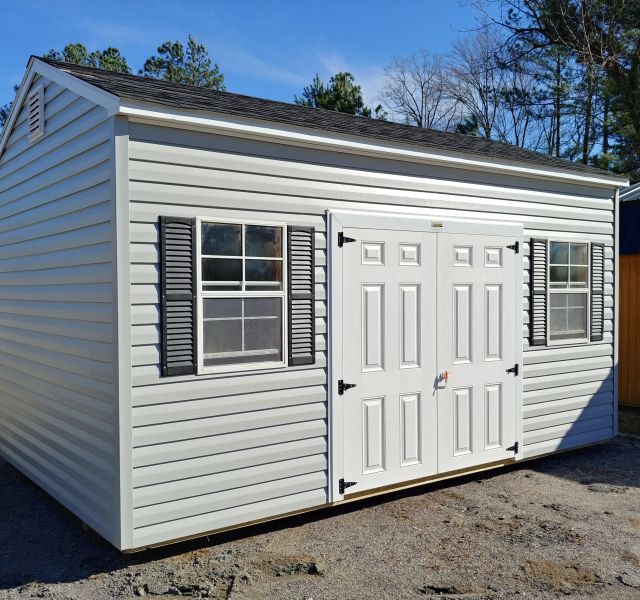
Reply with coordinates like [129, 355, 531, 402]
[245, 297, 282, 317]
[202, 258, 242, 282]
[203, 319, 242, 355]
[550, 242, 568, 264]
[201, 223, 241, 256]
[245, 259, 283, 283]
[550, 266, 568, 287]
[570, 243, 588, 265]
[203, 297, 242, 319]
[245, 226, 282, 257]
[245, 318, 282, 353]
[569, 266, 588, 287]
[549, 293, 587, 341]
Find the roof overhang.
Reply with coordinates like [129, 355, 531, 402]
[0, 58, 629, 189]
[0, 57, 119, 160]
[119, 98, 629, 188]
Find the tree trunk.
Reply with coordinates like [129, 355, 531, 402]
[582, 66, 595, 165]
[603, 91, 610, 154]
[555, 53, 561, 158]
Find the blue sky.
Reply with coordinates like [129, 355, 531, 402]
[1, 0, 486, 108]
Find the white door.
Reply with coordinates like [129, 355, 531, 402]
[342, 227, 437, 493]
[436, 233, 518, 472]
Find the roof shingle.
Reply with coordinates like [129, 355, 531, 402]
[40, 56, 618, 179]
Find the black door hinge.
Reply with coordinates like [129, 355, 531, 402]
[506, 363, 519, 376]
[338, 380, 356, 395]
[507, 241, 520, 254]
[339, 478, 357, 494]
[338, 232, 356, 247]
[506, 441, 519, 454]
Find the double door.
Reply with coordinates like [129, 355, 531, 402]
[340, 225, 519, 495]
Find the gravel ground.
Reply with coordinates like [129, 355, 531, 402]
[1, 435, 640, 600]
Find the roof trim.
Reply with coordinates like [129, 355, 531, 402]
[120, 99, 628, 188]
[0, 57, 120, 160]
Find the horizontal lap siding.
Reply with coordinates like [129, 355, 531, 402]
[128, 123, 615, 547]
[0, 77, 117, 543]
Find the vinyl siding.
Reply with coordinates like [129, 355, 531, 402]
[0, 76, 117, 544]
[127, 122, 615, 547]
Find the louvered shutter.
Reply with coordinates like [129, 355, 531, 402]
[529, 238, 548, 346]
[287, 226, 315, 366]
[159, 216, 197, 376]
[590, 243, 605, 342]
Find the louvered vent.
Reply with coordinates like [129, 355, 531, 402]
[529, 238, 548, 346]
[288, 226, 316, 366]
[27, 83, 45, 143]
[590, 243, 605, 342]
[159, 217, 197, 376]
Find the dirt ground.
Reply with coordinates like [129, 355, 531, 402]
[1, 431, 640, 600]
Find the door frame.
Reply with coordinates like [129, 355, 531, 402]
[327, 209, 524, 501]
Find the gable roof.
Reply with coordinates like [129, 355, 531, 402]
[0, 56, 626, 186]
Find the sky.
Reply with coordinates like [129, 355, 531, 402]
[0, 0, 489, 110]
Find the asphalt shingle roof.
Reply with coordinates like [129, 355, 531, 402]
[40, 56, 618, 179]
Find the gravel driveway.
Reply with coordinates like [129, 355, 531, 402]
[1, 436, 639, 600]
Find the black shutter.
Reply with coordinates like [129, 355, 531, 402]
[159, 216, 197, 376]
[590, 243, 605, 342]
[287, 226, 315, 366]
[529, 238, 548, 346]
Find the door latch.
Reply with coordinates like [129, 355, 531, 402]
[338, 380, 356, 395]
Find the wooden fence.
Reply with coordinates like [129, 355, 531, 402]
[619, 253, 640, 406]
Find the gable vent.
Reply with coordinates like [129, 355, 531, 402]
[27, 83, 45, 143]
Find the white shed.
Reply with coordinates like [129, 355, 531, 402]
[0, 57, 628, 551]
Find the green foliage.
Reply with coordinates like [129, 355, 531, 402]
[295, 72, 384, 118]
[0, 85, 20, 131]
[44, 43, 130, 73]
[140, 35, 225, 89]
[455, 114, 480, 136]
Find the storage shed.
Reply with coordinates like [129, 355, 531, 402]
[0, 57, 627, 551]
[618, 182, 640, 406]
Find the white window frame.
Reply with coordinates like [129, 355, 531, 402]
[546, 238, 590, 346]
[196, 216, 288, 374]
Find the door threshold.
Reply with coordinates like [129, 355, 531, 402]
[336, 458, 515, 504]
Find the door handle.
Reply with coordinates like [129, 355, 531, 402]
[435, 370, 449, 389]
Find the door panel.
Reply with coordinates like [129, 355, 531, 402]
[342, 228, 437, 493]
[436, 233, 517, 472]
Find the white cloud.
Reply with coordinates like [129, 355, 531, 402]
[215, 46, 309, 89]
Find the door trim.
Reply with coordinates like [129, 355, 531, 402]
[327, 209, 524, 502]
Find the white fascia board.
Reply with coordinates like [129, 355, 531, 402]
[0, 57, 121, 160]
[119, 99, 629, 189]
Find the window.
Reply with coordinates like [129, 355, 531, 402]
[198, 220, 286, 371]
[548, 241, 589, 342]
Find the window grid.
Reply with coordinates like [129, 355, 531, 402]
[547, 240, 590, 345]
[197, 220, 287, 373]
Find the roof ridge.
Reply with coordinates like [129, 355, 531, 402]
[35, 55, 622, 180]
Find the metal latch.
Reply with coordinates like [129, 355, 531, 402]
[339, 478, 357, 494]
[338, 380, 356, 395]
[506, 241, 520, 254]
[338, 232, 356, 247]
[506, 363, 519, 376]
[506, 441, 519, 454]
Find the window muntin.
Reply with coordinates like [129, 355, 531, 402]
[548, 241, 589, 343]
[198, 221, 286, 371]
[549, 241, 588, 289]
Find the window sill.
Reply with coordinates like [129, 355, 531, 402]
[197, 360, 287, 376]
[546, 337, 590, 347]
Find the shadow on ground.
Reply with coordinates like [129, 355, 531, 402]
[1, 430, 639, 591]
